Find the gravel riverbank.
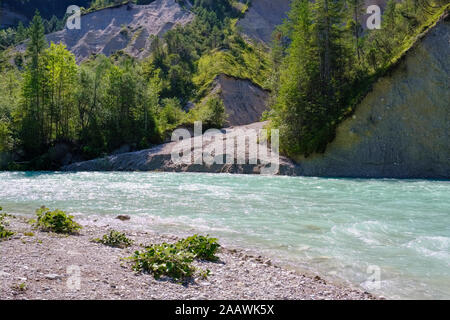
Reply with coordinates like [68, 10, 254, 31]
[0, 215, 378, 300]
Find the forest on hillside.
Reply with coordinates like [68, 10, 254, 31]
[269, 0, 448, 157]
[0, 0, 448, 170]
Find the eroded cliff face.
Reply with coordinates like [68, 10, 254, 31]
[17, 0, 193, 62]
[63, 11, 449, 179]
[295, 17, 450, 179]
[237, 0, 291, 44]
[211, 74, 269, 127]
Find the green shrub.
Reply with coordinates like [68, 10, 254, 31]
[0, 207, 15, 240]
[177, 234, 220, 261]
[130, 234, 220, 281]
[131, 243, 196, 281]
[0, 224, 15, 239]
[34, 206, 82, 234]
[93, 230, 133, 248]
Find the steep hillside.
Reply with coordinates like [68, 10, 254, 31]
[237, 0, 291, 44]
[63, 14, 449, 179]
[237, 0, 390, 44]
[17, 0, 193, 62]
[210, 74, 269, 126]
[294, 15, 450, 179]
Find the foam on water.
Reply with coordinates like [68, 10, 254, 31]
[0, 171, 449, 299]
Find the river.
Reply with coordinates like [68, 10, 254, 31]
[0, 171, 449, 299]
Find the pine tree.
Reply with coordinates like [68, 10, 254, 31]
[15, 21, 28, 43]
[346, 0, 365, 63]
[271, 0, 351, 156]
[21, 11, 47, 156]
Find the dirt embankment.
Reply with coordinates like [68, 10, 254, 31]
[211, 74, 269, 127]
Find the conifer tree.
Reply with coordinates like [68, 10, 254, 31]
[21, 11, 47, 155]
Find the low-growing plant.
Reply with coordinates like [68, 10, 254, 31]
[12, 282, 27, 292]
[93, 230, 133, 248]
[0, 207, 15, 240]
[129, 234, 221, 282]
[0, 225, 14, 239]
[131, 243, 196, 281]
[34, 206, 82, 234]
[177, 234, 220, 261]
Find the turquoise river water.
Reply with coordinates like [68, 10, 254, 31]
[0, 172, 449, 299]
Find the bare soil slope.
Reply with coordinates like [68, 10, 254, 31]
[237, 0, 291, 44]
[211, 74, 269, 126]
[294, 15, 450, 179]
[23, 0, 193, 62]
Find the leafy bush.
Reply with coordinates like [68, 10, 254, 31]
[177, 234, 220, 261]
[0, 222, 14, 239]
[130, 234, 220, 281]
[0, 207, 15, 240]
[34, 206, 82, 234]
[93, 230, 133, 248]
[131, 243, 196, 281]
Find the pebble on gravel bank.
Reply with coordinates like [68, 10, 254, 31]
[0, 216, 378, 300]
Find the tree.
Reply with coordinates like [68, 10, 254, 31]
[21, 10, 47, 156]
[346, 0, 365, 63]
[15, 21, 28, 43]
[42, 42, 78, 141]
[270, 0, 351, 156]
[203, 97, 226, 129]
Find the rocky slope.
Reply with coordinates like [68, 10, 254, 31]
[63, 122, 298, 175]
[294, 15, 450, 179]
[237, 0, 291, 44]
[211, 74, 269, 126]
[18, 0, 193, 62]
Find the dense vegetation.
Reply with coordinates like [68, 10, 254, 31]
[0, 207, 15, 240]
[0, 0, 260, 169]
[268, 0, 449, 157]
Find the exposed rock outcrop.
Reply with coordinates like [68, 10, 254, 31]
[211, 74, 269, 126]
[237, 0, 291, 44]
[17, 0, 193, 62]
[62, 122, 298, 175]
[294, 15, 450, 179]
[237, 0, 389, 44]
